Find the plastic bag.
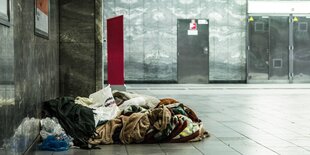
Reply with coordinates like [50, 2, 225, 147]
[89, 85, 116, 107]
[38, 135, 69, 151]
[40, 117, 65, 139]
[93, 105, 119, 126]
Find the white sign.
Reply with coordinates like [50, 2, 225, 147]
[188, 30, 198, 35]
[36, 8, 48, 33]
[198, 20, 208, 24]
[0, 0, 7, 16]
[248, 1, 310, 14]
[35, 0, 49, 37]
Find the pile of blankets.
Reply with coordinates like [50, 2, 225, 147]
[41, 85, 209, 149]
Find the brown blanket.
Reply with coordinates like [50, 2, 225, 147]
[88, 104, 207, 145]
[147, 105, 172, 131]
[89, 112, 150, 144]
[88, 118, 122, 145]
[120, 113, 150, 144]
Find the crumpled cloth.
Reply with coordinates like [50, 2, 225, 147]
[122, 105, 147, 116]
[118, 97, 146, 111]
[89, 112, 150, 144]
[88, 103, 208, 145]
[88, 118, 122, 144]
[75, 95, 120, 127]
[113, 91, 160, 109]
[42, 97, 96, 148]
[172, 115, 200, 140]
[147, 105, 171, 131]
[75, 96, 94, 107]
[120, 113, 150, 144]
[157, 98, 179, 107]
[166, 103, 200, 122]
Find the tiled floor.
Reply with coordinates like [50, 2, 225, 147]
[34, 84, 310, 155]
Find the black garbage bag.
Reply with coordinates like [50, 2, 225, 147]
[42, 97, 96, 149]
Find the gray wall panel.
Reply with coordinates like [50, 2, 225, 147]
[103, 0, 114, 81]
[209, 0, 229, 80]
[227, 0, 246, 80]
[104, 0, 247, 82]
[59, 0, 98, 96]
[59, 0, 95, 43]
[60, 43, 95, 96]
[95, 0, 103, 90]
[126, 23, 144, 80]
[0, 26, 14, 84]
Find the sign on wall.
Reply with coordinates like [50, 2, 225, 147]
[189, 19, 197, 30]
[35, 0, 49, 39]
[188, 19, 198, 35]
[0, 0, 10, 26]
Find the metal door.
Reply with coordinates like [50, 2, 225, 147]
[177, 19, 209, 83]
[247, 16, 290, 82]
[293, 17, 310, 82]
[247, 16, 270, 80]
[269, 16, 289, 81]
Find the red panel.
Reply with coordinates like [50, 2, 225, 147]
[107, 16, 124, 85]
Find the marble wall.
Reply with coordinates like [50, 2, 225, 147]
[0, 0, 14, 109]
[59, 0, 97, 97]
[103, 0, 247, 82]
[0, 0, 59, 153]
[95, 0, 104, 90]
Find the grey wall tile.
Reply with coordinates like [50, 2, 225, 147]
[60, 0, 98, 96]
[59, 0, 95, 43]
[95, 0, 103, 90]
[0, 0, 59, 153]
[60, 43, 96, 97]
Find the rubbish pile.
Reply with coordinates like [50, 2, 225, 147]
[38, 85, 209, 151]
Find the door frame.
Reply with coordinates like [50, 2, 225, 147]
[246, 14, 307, 83]
[177, 18, 210, 84]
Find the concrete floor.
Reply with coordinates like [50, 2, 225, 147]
[34, 84, 310, 155]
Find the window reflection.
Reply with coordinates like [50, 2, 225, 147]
[0, 85, 14, 107]
[0, 48, 14, 106]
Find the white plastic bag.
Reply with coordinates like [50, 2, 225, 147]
[40, 117, 65, 139]
[89, 85, 116, 108]
[93, 105, 120, 126]
[89, 85, 120, 126]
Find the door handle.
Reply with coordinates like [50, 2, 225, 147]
[204, 47, 209, 55]
[289, 72, 294, 78]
